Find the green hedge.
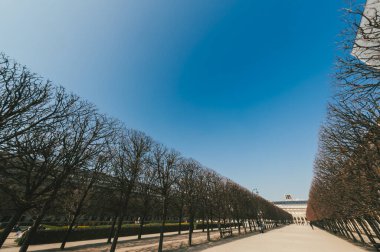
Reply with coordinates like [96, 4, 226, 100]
[17, 224, 191, 245]
[16, 222, 240, 245]
[195, 223, 233, 230]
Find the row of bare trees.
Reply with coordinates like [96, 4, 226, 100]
[307, 3, 380, 249]
[0, 53, 292, 252]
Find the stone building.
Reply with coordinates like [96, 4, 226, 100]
[273, 194, 307, 224]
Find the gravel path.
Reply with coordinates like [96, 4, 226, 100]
[3, 224, 372, 251]
[197, 224, 374, 252]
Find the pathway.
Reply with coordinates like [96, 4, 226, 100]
[195, 224, 374, 252]
[2, 225, 374, 251]
[1, 229, 222, 252]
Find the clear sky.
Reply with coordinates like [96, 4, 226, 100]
[0, 0, 364, 201]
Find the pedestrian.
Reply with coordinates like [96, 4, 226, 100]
[14, 224, 21, 237]
[259, 223, 264, 233]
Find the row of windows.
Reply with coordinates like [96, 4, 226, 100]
[273, 200, 308, 205]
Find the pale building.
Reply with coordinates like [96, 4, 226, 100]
[273, 194, 307, 224]
[351, 0, 380, 68]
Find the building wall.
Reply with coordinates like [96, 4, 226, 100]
[273, 200, 307, 224]
[351, 0, 380, 68]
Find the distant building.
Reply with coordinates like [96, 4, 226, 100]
[351, 0, 380, 68]
[273, 194, 307, 224]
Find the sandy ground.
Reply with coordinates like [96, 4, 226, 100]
[2, 224, 374, 252]
[2, 232, 20, 249]
[1, 229, 224, 252]
[196, 224, 374, 252]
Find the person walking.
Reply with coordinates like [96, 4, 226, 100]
[14, 224, 22, 237]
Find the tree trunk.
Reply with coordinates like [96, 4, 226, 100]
[336, 220, 349, 238]
[342, 219, 356, 241]
[61, 179, 94, 250]
[333, 221, 341, 235]
[361, 218, 377, 242]
[350, 219, 365, 243]
[177, 207, 183, 235]
[158, 198, 168, 252]
[188, 214, 194, 246]
[206, 218, 210, 241]
[110, 187, 133, 252]
[339, 220, 349, 238]
[19, 199, 52, 252]
[137, 216, 145, 240]
[356, 218, 377, 245]
[364, 216, 380, 240]
[110, 214, 124, 252]
[107, 215, 118, 244]
[219, 218, 225, 238]
[0, 207, 25, 248]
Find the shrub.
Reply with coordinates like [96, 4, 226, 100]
[17, 223, 192, 245]
[195, 223, 221, 230]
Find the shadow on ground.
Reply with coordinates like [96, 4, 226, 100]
[168, 226, 288, 252]
[318, 228, 378, 252]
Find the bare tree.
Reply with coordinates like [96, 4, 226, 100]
[60, 117, 115, 249]
[178, 159, 203, 246]
[151, 144, 181, 252]
[199, 170, 214, 241]
[0, 90, 81, 248]
[172, 177, 186, 235]
[136, 159, 158, 240]
[18, 101, 110, 252]
[307, 2, 380, 248]
[0, 53, 79, 148]
[109, 129, 152, 252]
[0, 53, 293, 251]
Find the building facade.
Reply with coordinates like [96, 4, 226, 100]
[351, 0, 380, 68]
[273, 195, 307, 224]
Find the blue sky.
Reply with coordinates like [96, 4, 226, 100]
[0, 0, 364, 200]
